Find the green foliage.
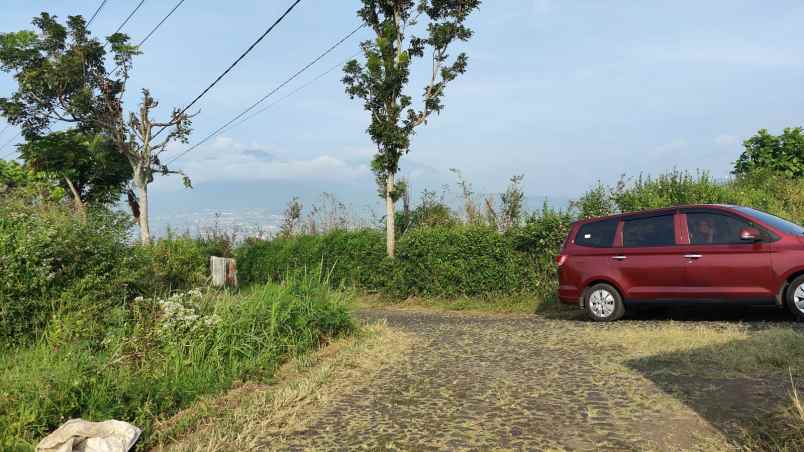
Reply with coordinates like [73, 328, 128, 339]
[573, 170, 731, 215]
[398, 188, 458, 233]
[391, 226, 539, 298]
[572, 181, 613, 219]
[0, 278, 353, 449]
[0, 158, 64, 202]
[236, 229, 387, 291]
[237, 223, 561, 300]
[0, 13, 138, 137]
[137, 233, 231, 294]
[734, 128, 804, 177]
[0, 196, 138, 346]
[343, 1, 481, 255]
[20, 130, 132, 205]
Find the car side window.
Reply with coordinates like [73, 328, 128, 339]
[686, 212, 760, 245]
[575, 219, 618, 248]
[622, 215, 675, 247]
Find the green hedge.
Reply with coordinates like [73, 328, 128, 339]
[235, 224, 566, 299]
[236, 229, 387, 290]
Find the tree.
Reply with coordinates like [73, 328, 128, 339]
[0, 158, 64, 203]
[20, 130, 132, 216]
[343, 0, 481, 257]
[0, 13, 192, 244]
[734, 127, 804, 177]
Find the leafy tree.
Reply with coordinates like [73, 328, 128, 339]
[734, 127, 804, 177]
[0, 158, 64, 203]
[0, 13, 192, 244]
[20, 130, 132, 215]
[343, 0, 481, 257]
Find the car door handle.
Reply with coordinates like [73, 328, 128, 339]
[684, 254, 703, 259]
[612, 255, 627, 261]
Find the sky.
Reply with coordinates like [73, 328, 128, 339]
[1, 1, 803, 230]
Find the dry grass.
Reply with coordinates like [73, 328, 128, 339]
[352, 293, 550, 315]
[590, 322, 804, 376]
[152, 321, 415, 451]
[589, 322, 804, 450]
[740, 372, 804, 451]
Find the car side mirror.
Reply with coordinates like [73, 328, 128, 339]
[740, 227, 761, 242]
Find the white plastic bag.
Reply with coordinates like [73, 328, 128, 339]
[36, 419, 141, 452]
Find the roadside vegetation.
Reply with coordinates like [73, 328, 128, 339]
[0, 2, 803, 449]
[0, 194, 353, 450]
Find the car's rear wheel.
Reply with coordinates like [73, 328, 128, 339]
[584, 283, 625, 322]
[785, 275, 804, 322]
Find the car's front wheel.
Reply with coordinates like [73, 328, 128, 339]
[785, 275, 804, 322]
[584, 283, 625, 322]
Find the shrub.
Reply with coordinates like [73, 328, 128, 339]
[237, 225, 557, 300]
[0, 277, 353, 449]
[236, 229, 386, 290]
[0, 198, 139, 346]
[137, 233, 230, 294]
[573, 169, 804, 225]
[391, 226, 540, 298]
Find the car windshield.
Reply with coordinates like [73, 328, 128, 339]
[734, 206, 804, 235]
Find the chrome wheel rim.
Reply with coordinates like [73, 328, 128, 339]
[793, 284, 804, 314]
[589, 289, 616, 318]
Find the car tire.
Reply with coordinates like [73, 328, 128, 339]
[584, 283, 625, 322]
[785, 275, 804, 322]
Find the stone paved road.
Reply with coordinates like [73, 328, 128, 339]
[276, 307, 800, 451]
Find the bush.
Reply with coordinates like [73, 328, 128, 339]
[0, 277, 353, 449]
[391, 226, 540, 298]
[236, 229, 386, 290]
[236, 225, 559, 299]
[0, 198, 140, 346]
[137, 233, 231, 294]
[573, 169, 804, 225]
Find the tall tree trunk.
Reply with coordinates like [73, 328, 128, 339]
[134, 172, 151, 245]
[386, 172, 396, 257]
[63, 176, 86, 221]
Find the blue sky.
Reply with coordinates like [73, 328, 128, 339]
[1, 0, 803, 223]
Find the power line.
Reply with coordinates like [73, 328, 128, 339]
[114, 0, 147, 35]
[158, 0, 303, 138]
[231, 52, 359, 132]
[2, 0, 157, 160]
[0, 132, 21, 159]
[87, 0, 108, 26]
[137, 0, 186, 47]
[0, 123, 10, 140]
[166, 24, 363, 165]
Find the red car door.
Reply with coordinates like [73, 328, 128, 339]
[613, 212, 688, 301]
[678, 209, 774, 301]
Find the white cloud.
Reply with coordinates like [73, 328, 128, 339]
[165, 136, 371, 184]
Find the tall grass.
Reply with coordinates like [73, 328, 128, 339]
[0, 273, 353, 450]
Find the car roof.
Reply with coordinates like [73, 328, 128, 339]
[577, 204, 740, 224]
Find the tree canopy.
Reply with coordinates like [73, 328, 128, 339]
[734, 127, 804, 177]
[342, 0, 481, 256]
[0, 13, 138, 139]
[20, 130, 132, 206]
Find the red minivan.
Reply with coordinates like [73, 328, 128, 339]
[557, 205, 804, 321]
